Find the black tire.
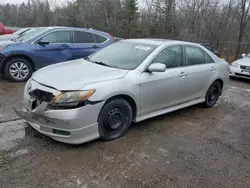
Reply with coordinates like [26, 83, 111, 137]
[230, 76, 236, 80]
[204, 81, 221, 108]
[4, 57, 33, 82]
[98, 98, 133, 141]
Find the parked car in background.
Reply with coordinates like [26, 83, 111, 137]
[0, 27, 115, 82]
[0, 27, 32, 42]
[15, 39, 229, 145]
[230, 53, 250, 79]
[0, 22, 18, 35]
[114, 37, 123, 41]
[200, 43, 220, 57]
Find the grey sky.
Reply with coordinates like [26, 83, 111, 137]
[0, 0, 68, 5]
[0, 0, 26, 4]
[0, 0, 144, 5]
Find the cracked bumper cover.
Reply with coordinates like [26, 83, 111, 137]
[15, 101, 104, 144]
[15, 81, 105, 144]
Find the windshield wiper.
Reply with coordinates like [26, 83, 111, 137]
[84, 57, 112, 68]
[84, 56, 90, 61]
[93, 61, 112, 67]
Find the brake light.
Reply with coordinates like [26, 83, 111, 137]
[109, 33, 116, 42]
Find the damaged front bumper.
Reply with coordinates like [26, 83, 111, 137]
[15, 79, 105, 144]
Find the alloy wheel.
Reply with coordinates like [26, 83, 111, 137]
[9, 62, 29, 80]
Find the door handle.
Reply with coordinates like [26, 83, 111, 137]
[92, 45, 99, 49]
[179, 72, 187, 77]
[211, 67, 216, 71]
[62, 44, 70, 49]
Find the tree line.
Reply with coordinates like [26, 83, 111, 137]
[1, 0, 250, 58]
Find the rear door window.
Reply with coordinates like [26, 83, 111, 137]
[185, 46, 206, 66]
[204, 52, 215, 63]
[74, 31, 95, 43]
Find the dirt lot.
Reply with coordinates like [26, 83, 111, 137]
[0, 78, 249, 188]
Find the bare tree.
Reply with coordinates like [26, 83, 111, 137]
[1, 0, 250, 60]
[231, 0, 250, 58]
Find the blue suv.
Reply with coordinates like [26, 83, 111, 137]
[0, 27, 115, 81]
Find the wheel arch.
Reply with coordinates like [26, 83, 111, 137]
[102, 94, 138, 121]
[1, 54, 35, 73]
[214, 78, 224, 95]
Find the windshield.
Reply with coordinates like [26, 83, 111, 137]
[88, 41, 157, 70]
[13, 28, 29, 35]
[17, 28, 47, 42]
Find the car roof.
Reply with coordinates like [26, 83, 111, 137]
[46, 26, 108, 33]
[125, 38, 198, 46]
[200, 43, 212, 47]
[40, 26, 111, 38]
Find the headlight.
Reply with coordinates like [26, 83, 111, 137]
[50, 90, 95, 108]
[231, 61, 238, 67]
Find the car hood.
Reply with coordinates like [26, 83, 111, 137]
[237, 58, 250, 66]
[32, 59, 129, 90]
[0, 34, 18, 41]
[0, 40, 17, 46]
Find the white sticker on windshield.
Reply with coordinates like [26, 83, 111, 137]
[135, 45, 151, 51]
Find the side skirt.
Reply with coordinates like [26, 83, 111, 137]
[135, 98, 205, 123]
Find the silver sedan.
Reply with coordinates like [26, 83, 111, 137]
[230, 53, 250, 79]
[15, 39, 229, 144]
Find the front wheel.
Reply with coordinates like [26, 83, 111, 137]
[204, 81, 221, 108]
[4, 58, 33, 82]
[98, 99, 133, 141]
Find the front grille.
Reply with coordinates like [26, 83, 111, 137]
[235, 73, 250, 78]
[29, 89, 54, 102]
[240, 65, 250, 70]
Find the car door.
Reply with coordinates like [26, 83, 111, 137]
[140, 45, 188, 115]
[71, 31, 99, 59]
[183, 45, 217, 101]
[33, 30, 73, 68]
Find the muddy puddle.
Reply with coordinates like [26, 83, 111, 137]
[0, 120, 27, 150]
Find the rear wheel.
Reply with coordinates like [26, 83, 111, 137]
[4, 57, 33, 82]
[204, 81, 221, 108]
[98, 99, 132, 141]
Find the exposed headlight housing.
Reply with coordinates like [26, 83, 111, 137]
[231, 61, 238, 67]
[50, 90, 95, 109]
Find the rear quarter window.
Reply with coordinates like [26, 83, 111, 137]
[94, 34, 107, 43]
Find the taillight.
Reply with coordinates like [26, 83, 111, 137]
[109, 33, 116, 42]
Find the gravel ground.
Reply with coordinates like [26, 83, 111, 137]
[0, 79, 24, 122]
[0, 78, 249, 188]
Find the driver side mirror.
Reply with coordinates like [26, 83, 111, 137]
[148, 63, 166, 73]
[241, 53, 246, 58]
